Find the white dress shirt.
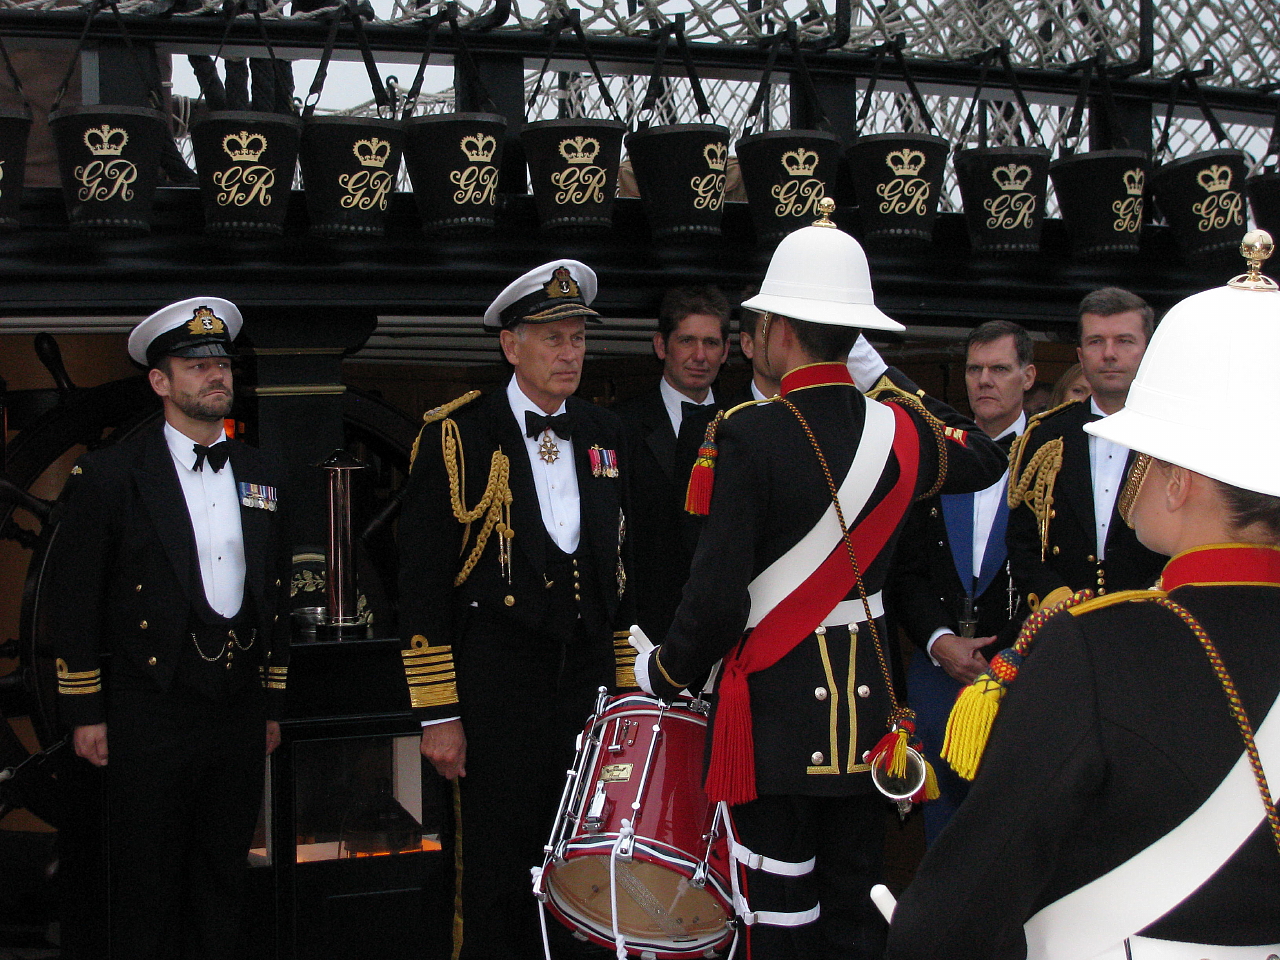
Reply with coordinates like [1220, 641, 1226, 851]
[1088, 397, 1130, 560]
[506, 375, 581, 554]
[163, 421, 245, 618]
[750, 380, 776, 402]
[926, 413, 1025, 657]
[659, 376, 716, 438]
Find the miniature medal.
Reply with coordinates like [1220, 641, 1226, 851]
[537, 431, 560, 464]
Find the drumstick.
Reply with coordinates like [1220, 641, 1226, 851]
[870, 884, 897, 922]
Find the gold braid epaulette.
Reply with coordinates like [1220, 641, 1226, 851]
[865, 374, 948, 500]
[1008, 438, 1063, 562]
[409, 390, 482, 471]
[439, 415, 513, 587]
[1005, 397, 1084, 505]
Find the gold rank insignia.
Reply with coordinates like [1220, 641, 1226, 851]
[187, 305, 226, 336]
[545, 266, 580, 300]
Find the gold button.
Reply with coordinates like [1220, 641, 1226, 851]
[574, 594, 581, 601]
[929, 507, 938, 517]
[135, 584, 143, 592]
[1050, 509, 1056, 518]
[1097, 576, 1106, 585]
[810, 752, 824, 765]
[1052, 546, 1060, 556]
[226, 661, 234, 670]
[148, 656, 157, 666]
[273, 615, 279, 623]
[139, 620, 148, 630]
[815, 625, 826, 636]
[1087, 555, 1096, 563]
[857, 685, 871, 698]
[1098, 587, 1107, 595]
[504, 595, 515, 606]
[545, 580, 554, 589]
[228, 629, 236, 639]
[275, 579, 282, 587]
[814, 687, 828, 701]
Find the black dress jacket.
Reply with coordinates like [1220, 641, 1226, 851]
[888, 550, 1280, 958]
[648, 367, 1008, 796]
[398, 389, 634, 720]
[1006, 399, 1163, 612]
[615, 387, 719, 640]
[50, 420, 292, 728]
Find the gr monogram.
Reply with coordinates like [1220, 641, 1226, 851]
[212, 166, 276, 207]
[876, 177, 929, 216]
[690, 173, 726, 210]
[1112, 196, 1143, 234]
[339, 170, 393, 210]
[450, 165, 499, 206]
[74, 158, 138, 203]
[551, 165, 607, 205]
[771, 178, 825, 218]
[983, 192, 1036, 231]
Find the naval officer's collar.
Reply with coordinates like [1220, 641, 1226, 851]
[779, 362, 856, 397]
[505, 374, 568, 423]
[163, 420, 229, 473]
[1159, 543, 1280, 592]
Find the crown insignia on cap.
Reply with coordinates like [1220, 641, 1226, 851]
[1123, 168, 1145, 197]
[186, 306, 227, 336]
[544, 266, 581, 300]
[703, 141, 727, 171]
[559, 136, 600, 165]
[1197, 164, 1233, 194]
[991, 163, 1033, 192]
[84, 124, 128, 157]
[222, 131, 268, 163]
[885, 148, 926, 178]
[353, 138, 391, 168]
[781, 147, 819, 177]
[460, 133, 497, 163]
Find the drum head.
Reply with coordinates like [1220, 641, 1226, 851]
[547, 849, 731, 953]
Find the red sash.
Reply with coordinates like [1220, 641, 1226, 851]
[705, 400, 920, 804]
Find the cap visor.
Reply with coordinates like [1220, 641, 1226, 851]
[741, 293, 905, 332]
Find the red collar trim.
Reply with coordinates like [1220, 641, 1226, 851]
[1159, 544, 1280, 591]
[780, 362, 855, 396]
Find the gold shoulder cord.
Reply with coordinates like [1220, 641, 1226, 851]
[440, 419, 513, 587]
[410, 390, 482, 471]
[1008, 437, 1064, 561]
[865, 374, 948, 499]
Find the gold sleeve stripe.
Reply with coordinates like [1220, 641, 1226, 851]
[406, 666, 455, 679]
[653, 650, 687, 690]
[408, 681, 459, 709]
[403, 637, 459, 708]
[615, 665, 638, 689]
[58, 679, 102, 695]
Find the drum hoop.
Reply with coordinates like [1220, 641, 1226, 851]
[553, 836, 733, 899]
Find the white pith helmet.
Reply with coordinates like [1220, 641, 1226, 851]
[1086, 230, 1280, 497]
[741, 199, 905, 332]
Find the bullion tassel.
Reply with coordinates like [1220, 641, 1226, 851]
[915, 756, 941, 803]
[867, 724, 911, 779]
[703, 663, 757, 806]
[684, 412, 724, 516]
[940, 652, 1021, 781]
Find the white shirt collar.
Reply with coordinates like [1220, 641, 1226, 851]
[659, 376, 714, 438]
[996, 412, 1027, 443]
[506, 374, 568, 428]
[163, 420, 228, 472]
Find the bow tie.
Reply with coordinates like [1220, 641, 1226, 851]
[192, 441, 230, 473]
[525, 410, 574, 440]
[680, 400, 713, 422]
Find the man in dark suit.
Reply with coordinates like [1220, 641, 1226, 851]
[397, 260, 636, 960]
[887, 320, 1034, 844]
[636, 205, 1008, 960]
[1006, 289, 1164, 613]
[50, 297, 291, 959]
[616, 285, 730, 641]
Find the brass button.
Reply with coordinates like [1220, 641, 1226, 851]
[225, 661, 234, 670]
[273, 614, 279, 623]
[1098, 587, 1107, 595]
[139, 620, 148, 630]
[1052, 545, 1060, 556]
[504, 595, 515, 607]
[814, 687, 828, 701]
[228, 629, 236, 639]
[810, 752, 824, 765]
[929, 507, 938, 518]
[857, 685, 871, 698]
[1097, 576, 1106, 585]
[1087, 555, 1096, 563]
[815, 625, 826, 636]
[574, 594, 581, 601]
[135, 584, 143, 593]
[148, 656, 157, 666]
[1050, 509, 1056, 518]
[545, 580, 554, 589]
[275, 579, 281, 587]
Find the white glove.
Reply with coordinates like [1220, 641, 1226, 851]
[846, 333, 888, 392]
[628, 624, 657, 695]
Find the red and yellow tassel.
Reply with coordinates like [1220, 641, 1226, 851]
[684, 412, 724, 516]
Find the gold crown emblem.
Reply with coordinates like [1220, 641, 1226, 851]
[559, 136, 600, 165]
[353, 138, 392, 168]
[1197, 164, 1233, 193]
[545, 266, 581, 299]
[222, 130, 268, 163]
[885, 148, 926, 178]
[991, 163, 1033, 192]
[781, 147, 819, 177]
[460, 133, 497, 163]
[1123, 168, 1145, 197]
[186, 306, 226, 336]
[83, 124, 128, 157]
[703, 141, 727, 171]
